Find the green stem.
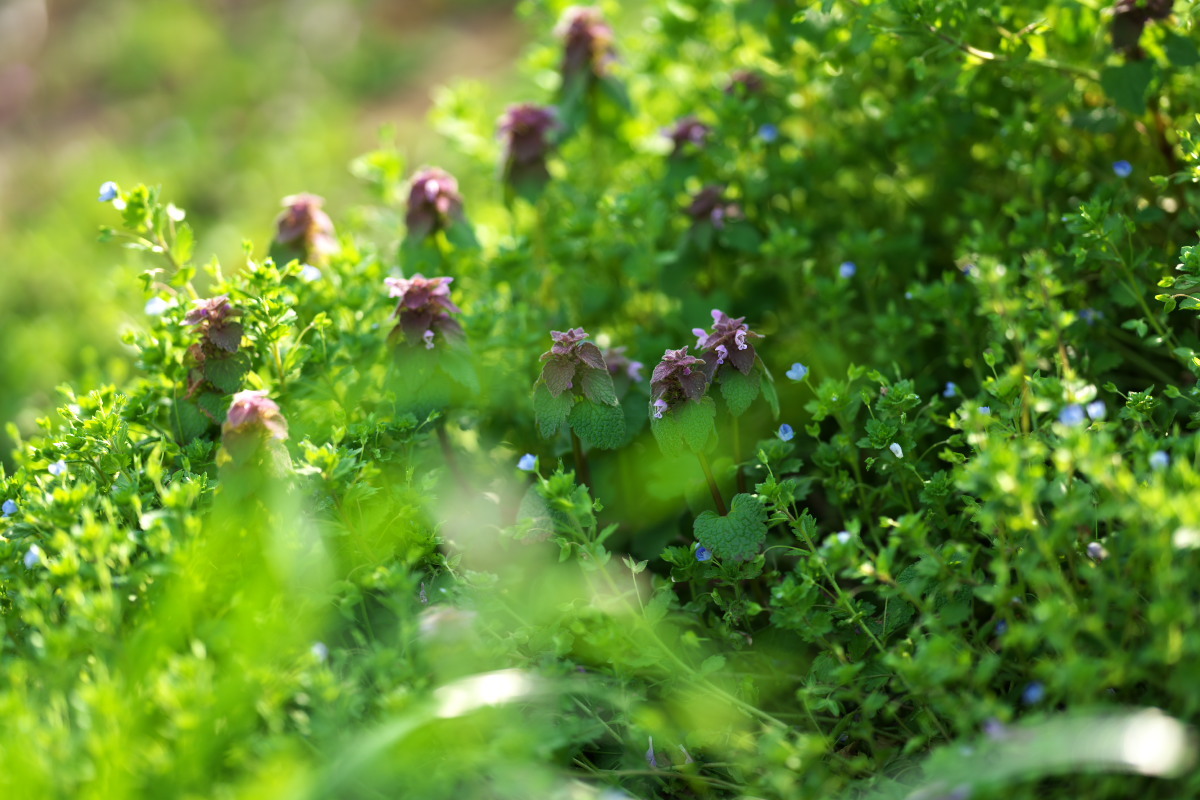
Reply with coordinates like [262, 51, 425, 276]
[695, 450, 727, 515]
[436, 421, 470, 495]
[571, 429, 593, 490]
[732, 415, 747, 494]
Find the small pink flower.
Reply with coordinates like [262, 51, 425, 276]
[423, 329, 435, 349]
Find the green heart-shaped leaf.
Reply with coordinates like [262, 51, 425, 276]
[693, 493, 768, 561]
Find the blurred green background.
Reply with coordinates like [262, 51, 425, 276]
[0, 0, 521, 440]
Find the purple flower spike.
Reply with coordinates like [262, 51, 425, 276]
[693, 309, 762, 379]
[650, 347, 708, 414]
[384, 274, 465, 349]
[557, 6, 616, 84]
[184, 296, 244, 355]
[273, 193, 337, 265]
[499, 103, 560, 192]
[405, 167, 465, 240]
[685, 185, 741, 230]
[223, 390, 289, 441]
[663, 116, 711, 157]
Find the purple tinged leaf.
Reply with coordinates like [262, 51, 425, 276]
[541, 358, 577, 397]
[576, 341, 606, 370]
[207, 321, 243, 353]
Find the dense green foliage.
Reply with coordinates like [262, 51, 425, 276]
[4, 1, 1200, 798]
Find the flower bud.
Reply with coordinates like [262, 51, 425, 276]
[498, 103, 560, 194]
[405, 167, 465, 240]
[272, 193, 337, 266]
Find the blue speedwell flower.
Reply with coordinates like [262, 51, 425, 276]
[97, 181, 119, 202]
[978, 406, 991, 415]
[943, 381, 958, 398]
[2, 499, 16, 517]
[1086, 400, 1106, 421]
[517, 453, 538, 471]
[1112, 160, 1132, 178]
[1059, 404, 1085, 426]
[48, 460, 67, 476]
[758, 123, 779, 143]
[310, 642, 329, 662]
[839, 261, 857, 279]
[24, 545, 41, 569]
[1150, 450, 1170, 471]
[778, 423, 794, 442]
[889, 442, 904, 458]
[695, 546, 712, 562]
[1022, 681, 1046, 705]
[786, 363, 808, 381]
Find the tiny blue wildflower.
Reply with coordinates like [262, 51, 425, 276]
[995, 620, 1008, 636]
[310, 641, 329, 662]
[2, 499, 16, 517]
[983, 718, 1007, 741]
[24, 545, 41, 569]
[1022, 681, 1046, 705]
[1087, 541, 1109, 561]
[758, 123, 779, 143]
[835, 530, 852, 545]
[1150, 450, 1170, 471]
[695, 546, 712, 562]
[778, 423, 795, 442]
[48, 460, 67, 477]
[1112, 160, 1132, 178]
[144, 296, 173, 316]
[889, 442, 903, 458]
[299, 264, 323, 282]
[97, 181, 119, 202]
[517, 453, 537, 472]
[786, 362, 808, 381]
[978, 406, 991, 415]
[839, 261, 857, 279]
[652, 398, 668, 419]
[1079, 308, 1102, 326]
[646, 736, 658, 769]
[1086, 400, 1106, 421]
[943, 381, 958, 398]
[1059, 404, 1085, 426]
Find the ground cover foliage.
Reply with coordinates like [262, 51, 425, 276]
[3, 0, 1200, 797]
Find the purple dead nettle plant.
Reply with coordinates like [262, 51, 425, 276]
[725, 68, 766, 97]
[601, 345, 644, 384]
[405, 167, 466, 242]
[557, 6, 616, 89]
[183, 295, 249, 405]
[218, 389, 291, 472]
[685, 185, 741, 230]
[498, 103, 561, 197]
[663, 116, 711, 158]
[270, 193, 337, 267]
[532, 327, 626, 488]
[384, 274, 465, 351]
[650, 347, 707, 417]
[691, 309, 762, 382]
